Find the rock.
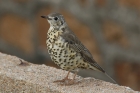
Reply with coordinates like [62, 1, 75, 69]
[0, 52, 139, 93]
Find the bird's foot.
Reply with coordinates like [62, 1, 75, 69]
[54, 78, 76, 85]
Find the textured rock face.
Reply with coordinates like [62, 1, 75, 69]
[0, 52, 139, 93]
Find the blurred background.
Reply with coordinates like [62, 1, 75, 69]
[0, 0, 140, 91]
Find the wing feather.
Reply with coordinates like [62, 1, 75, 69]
[61, 27, 105, 73]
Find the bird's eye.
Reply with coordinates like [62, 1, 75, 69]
[54, 17, 58, 20]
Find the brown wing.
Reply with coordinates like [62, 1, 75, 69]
[61, 27, 105, 73]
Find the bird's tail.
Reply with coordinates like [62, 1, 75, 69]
[104, 72, 118, 84]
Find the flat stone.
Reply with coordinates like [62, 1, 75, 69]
[0, 52, 139, 93]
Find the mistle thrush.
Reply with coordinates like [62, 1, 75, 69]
[41, 13, 116, 84]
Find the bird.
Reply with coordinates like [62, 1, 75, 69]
[41, 12, 117, 85]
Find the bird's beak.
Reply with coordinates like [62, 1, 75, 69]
[41, 15, 52, 20]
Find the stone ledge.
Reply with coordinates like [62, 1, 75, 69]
[0, 52, 139, 93]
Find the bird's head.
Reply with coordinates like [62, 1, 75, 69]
[41, 13, 67, 29]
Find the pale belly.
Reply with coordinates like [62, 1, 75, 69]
[46, 37, 82, 71]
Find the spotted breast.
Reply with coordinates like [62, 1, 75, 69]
[46, 27, 85, 71]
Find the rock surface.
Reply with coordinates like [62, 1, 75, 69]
[0, 52, 139, 93]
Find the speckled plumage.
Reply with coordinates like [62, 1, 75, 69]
[46, 22, 104, 73]
[41, 13, 116, 84]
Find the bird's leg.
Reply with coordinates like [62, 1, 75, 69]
[54, 71, 79, 85]
[54, 71, 70, 82]
[73, 72, 77, 80]
[66, 71, 78, 85]
[63, 71, 70, 80]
